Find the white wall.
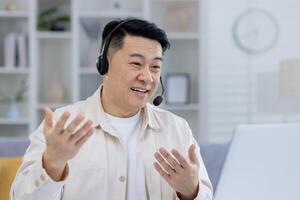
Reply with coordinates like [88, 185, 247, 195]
[202, 0, 300, 142]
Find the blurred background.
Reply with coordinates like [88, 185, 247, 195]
[0, 0, 299, 144]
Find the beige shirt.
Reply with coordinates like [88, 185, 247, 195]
[11, 87, 213, 200]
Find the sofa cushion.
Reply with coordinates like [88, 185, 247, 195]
[0, 137, 29, 157]
[200, 142, 230, 192]
[0, 157, 22, 200]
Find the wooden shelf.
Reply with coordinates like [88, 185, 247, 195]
[0, 10, 29, 18]
[37, 32, 72, 39]
[0, 118, 29, 125]
[161, 104, 199, 111]
[79, 10, 142, 18]
[37, 103, 69, 110]
[0, 67, 29, 74]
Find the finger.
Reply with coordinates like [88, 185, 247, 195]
[53, 111, 71, 134]
[188, 144, 199, 165]
[159, 148, 183, 173]
[75, 128, 94, 148]
[69, 120, 93, 143]
[171, 149, 190, 169]
[43, 107, 53, 132]
[154, 152, 176, 176]
[63, 115, 85, 137]
[153, 162, 172, 183]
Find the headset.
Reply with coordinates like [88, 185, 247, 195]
[96, 19, 164, 106]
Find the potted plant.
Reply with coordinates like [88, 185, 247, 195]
[38, 7, 70, 31]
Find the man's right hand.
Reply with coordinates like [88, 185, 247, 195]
[42, 107, 94, 181]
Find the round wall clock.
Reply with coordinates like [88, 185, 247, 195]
[232, 8, 279, 55]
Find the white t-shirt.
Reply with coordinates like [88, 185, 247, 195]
[105, 111, 147, 200]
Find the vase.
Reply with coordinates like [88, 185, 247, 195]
[7, 100, 21, 120]
[47, 77, 64, 103]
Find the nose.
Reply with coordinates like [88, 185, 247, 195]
[137, 66, 154, 83]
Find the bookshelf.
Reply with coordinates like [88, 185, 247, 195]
[0, 0, 204, 142]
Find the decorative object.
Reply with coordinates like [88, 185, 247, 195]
[232, 8, 279, 55]
[111, 0, 121, 10]
[80, 19, 102, 67]
[5, 79, 28, 119]
[7, 99, 20, 119]
[256, 73, 300, 114]
[47, 75, 64, 103]
[38, 7, 70, 31]
[279, 59, 300, 98]
[165, 73, 190, 105]
[163, 4, 192, 32]
[4, 0, 16, 11]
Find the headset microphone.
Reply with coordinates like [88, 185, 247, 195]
[153, 76, 164, 106]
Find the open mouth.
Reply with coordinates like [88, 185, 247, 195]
[131, 87, 149, 94]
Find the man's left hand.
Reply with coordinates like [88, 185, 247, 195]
[154, 144, 200, 200]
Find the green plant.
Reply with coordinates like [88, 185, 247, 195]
[38, 7, 70, 31]
[15, 79, 27, 102]
[0, 79, 28, 103]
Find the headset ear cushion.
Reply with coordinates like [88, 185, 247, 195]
[97, 55, 107, 75]
[102, 56, 108, 74]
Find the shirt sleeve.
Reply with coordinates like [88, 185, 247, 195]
[175, 147, 213, 200]
[178, 120, 214, 200]
[194, 148, 214, 200]
[10, 121, 67, 200]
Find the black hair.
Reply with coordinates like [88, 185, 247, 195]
[101, 18, 170, 55]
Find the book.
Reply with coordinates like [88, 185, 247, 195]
[4, 33, 17, 68]
[16, 33, 28, 68]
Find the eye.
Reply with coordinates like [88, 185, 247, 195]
[151, 65, 161, 72]
[130, 62, 142, 67]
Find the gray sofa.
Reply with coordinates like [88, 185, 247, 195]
[200, 143, 230, 191]
[0, 137, 229, 192]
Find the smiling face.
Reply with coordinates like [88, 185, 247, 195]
[101, 34, 163, 117]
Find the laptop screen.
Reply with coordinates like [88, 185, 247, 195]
[214, 123, 300, 200]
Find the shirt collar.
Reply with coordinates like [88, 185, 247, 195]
[142, 103, 161, 130]
[83, 85, 161, 135]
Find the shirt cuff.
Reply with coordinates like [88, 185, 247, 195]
[30, 155, 67, 197]
[194, 180, 213, 200]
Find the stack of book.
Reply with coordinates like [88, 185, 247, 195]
[3, 32, 28, 68]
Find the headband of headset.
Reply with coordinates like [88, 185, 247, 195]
[97, 19, 133, 75]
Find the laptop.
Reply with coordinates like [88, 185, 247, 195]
[214, 123, 300, 200]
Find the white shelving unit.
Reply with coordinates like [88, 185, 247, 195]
[145, 0, 201, 140]
[0, 0, 32, 136]
[0, 0, 205, 142]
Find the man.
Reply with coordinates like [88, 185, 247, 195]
[11, 18, 213, 200]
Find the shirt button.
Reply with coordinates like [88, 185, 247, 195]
[35, 180, 40, 187]
[40, 174, 46, 181]
[119, 176, 126, 182]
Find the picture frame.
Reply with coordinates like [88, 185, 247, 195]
[165, 73, 190, 105]
[163, 4, 192, 32]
